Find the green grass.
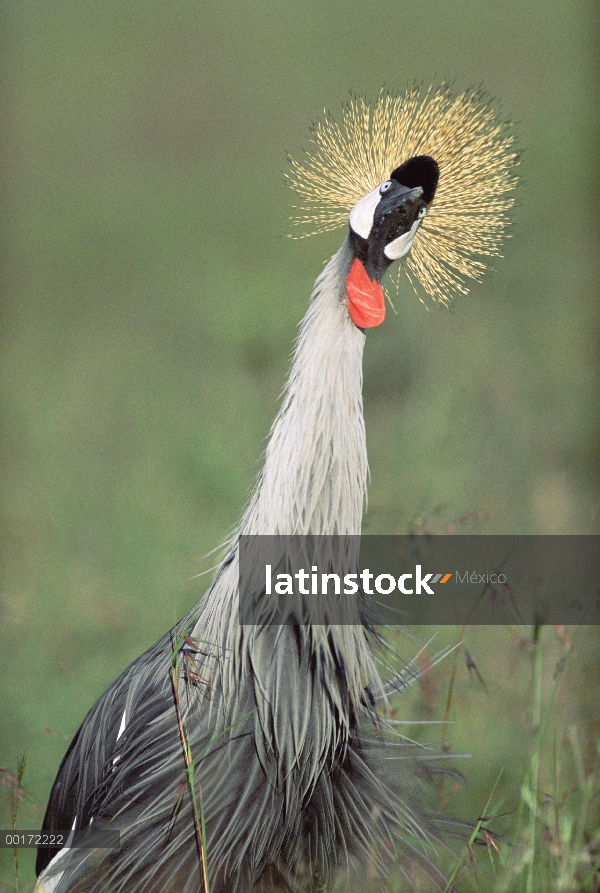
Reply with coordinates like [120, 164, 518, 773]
[381, 624, 600, 893]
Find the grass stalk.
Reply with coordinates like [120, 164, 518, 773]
[170, 624, 210, 892]
[169, 624, 255, 893]
[524, 627, 544, 893]
[443, 769, 504, 893]
[8, 755, 27, 893]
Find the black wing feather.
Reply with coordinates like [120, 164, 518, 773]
[36, 629, 174, 875]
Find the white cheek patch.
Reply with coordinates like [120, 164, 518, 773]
[383, 218, 422, 260]
[348, 186, 381, 239]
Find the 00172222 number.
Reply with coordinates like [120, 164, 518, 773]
[1, 832, 66, 847]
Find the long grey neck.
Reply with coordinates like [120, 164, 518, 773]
[241, 239, 368, 536]
[197, 239, 378, 729]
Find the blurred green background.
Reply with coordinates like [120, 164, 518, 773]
[1, 1, 598, 889]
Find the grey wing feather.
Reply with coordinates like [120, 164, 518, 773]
[36, 629, 174, 876]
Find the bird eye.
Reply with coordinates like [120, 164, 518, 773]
[379, 180, 393, 195]
[418, 207, 427, 219]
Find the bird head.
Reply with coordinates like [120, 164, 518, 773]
[346, 155, 439, 328]
[286, 84, 519, 327]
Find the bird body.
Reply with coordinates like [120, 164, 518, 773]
[36, 86, 517, 893]
[35, 239, 413, 893]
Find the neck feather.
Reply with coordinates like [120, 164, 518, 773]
[242, 239, 367, 536]
[196, 239, 380, 741]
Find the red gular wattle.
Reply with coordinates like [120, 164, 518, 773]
[345, 257, 386, 329]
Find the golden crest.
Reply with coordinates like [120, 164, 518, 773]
[287, 84, 519, 306]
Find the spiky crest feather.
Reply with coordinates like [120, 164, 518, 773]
[287, 83, 519, 305]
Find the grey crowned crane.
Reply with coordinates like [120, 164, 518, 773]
[36, 85, 517, 893]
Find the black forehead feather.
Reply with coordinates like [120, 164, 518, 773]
[391, 155, 439, 204]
